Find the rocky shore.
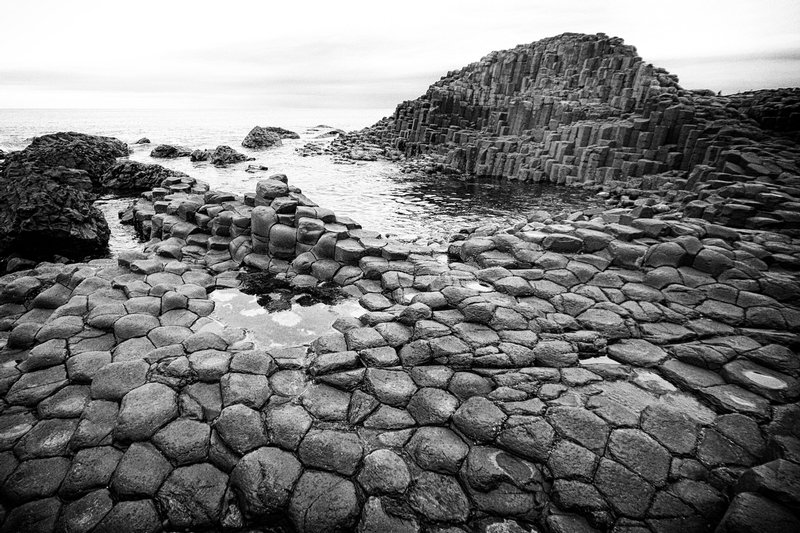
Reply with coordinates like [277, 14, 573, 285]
[0, 32, 799, 533]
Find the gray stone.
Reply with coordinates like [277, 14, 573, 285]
[231, 446, 302, 517]
[547, 440, 598, 482]
[607, 339, 667, 366]
[265, 402, 312, 450]
[289, 471, 360, 533]
[114, 313, 160, 339]
[594, 458, 654, 518]
[358, 496, 419, 533]
[496, 416, 555, 462]
[3, 456, 70, 500]
[214, 404, 268, 455]
[157, 463, 228, 529]
[298, 429, 363, 476]
[60, 446, 122, 498]
[93, 500, 161, 533]
[407, 426, 468, 474]
[452, 396, 506, 442]
[301, 384, 350, 421]
[37, 385, 90, 419]
[56, 488, 113, 533]
[358, 449, 411, 495]
[114, 383, 178, 442]
[716, 492, 800, 533]
[91, 360, 149, 400]
[409, 471, 470, 523]
[152, 417, 210, 464]
[607, 428, 670, 486]
[407, 387, 459, 425]
[220, 372, 271, 408]
[14, 417, 78, 459]
[366, 368, 417, 407]
[547, 407, 609, 453]
[71, 400, 118, 449]
[111, 442, 172, 497]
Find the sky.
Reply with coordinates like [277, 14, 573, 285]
[1, 0, 798, 112]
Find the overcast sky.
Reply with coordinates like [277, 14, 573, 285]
[1, 0, 798, 111]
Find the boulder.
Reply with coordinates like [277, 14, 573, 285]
[150, 144, 191, 158]
[100, 160, 188, 192]
[242, 127, 285, 149]
[3, 131, 128, 185]
[0, 165, 110, 261]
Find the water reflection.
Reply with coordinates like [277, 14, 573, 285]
[210, 288, 363, 350]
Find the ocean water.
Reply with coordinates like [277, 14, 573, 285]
[0, 108, 599, 251]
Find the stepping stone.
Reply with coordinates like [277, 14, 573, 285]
[91, 360, 149, 401]
[230, 446, 302, 517]
[156, 463, 228, 529]
[607, 339, 667, 367]
[358, 449, 410, 495]
[114, 383, 179, 442]
[289, 471, 359, 533]
[111, 442, 172, 497]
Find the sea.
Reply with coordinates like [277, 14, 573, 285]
[0, 108, 599, 254]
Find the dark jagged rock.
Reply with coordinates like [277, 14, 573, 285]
[150, 144, 192, 159]
[0, 132, 128, 262]
[3, 131, 128, 187]
[191, 146, 255, 166]
[134, 137, 151, 144]
[0, 164, 110, 261]
[100, 160, 188, 193]
[241, 127, 285, 149]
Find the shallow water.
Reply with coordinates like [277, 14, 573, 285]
[2, 108, 602, 250]
[210, 288, 363, 350]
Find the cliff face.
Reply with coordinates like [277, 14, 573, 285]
[338, 32, 800, 231]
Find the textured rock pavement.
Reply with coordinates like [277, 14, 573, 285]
[1, 170, 799, 533]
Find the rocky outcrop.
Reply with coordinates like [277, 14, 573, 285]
[99, 160, 189, 193]
[334, 33, 800, 232]
[241, 127, 285, 149]
[134, 137, 151, 144]
[0, 164, 110, 261]
[0, 133, 132, 262]
[3, 171, 798, 532]
[3, 132, 128, 188]
[150, 144, 191, 159]
[190, 146, 255, 166]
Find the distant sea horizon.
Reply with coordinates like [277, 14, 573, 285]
[0, 107, 392, 152]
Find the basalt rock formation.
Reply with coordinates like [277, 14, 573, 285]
[4, 132, 128, 188]
[335, 33, 800, 233]
[241, 126, 287, 149]
[0, 133, 131, 263]
[1, 33, 799, 533]
[100, 160, 189, 193]
[150, 144, 192, 159]
[189, 145, 255, 167]
[2, 168, 799, 532]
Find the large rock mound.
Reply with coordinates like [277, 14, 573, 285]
[242, 127, 288, 149]
[0, 164, 110, 261]
[335, 33, 800, 232]
[4, 132, 128, 187]
[0, 132, 130, 262]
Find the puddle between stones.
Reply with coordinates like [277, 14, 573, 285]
[210, 273, 363, 350]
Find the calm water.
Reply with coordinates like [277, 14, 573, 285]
[1, 108, 600, 251]
[210, 288, 364, 350]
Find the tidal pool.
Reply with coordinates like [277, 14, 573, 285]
[210, 288, 363, 350]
